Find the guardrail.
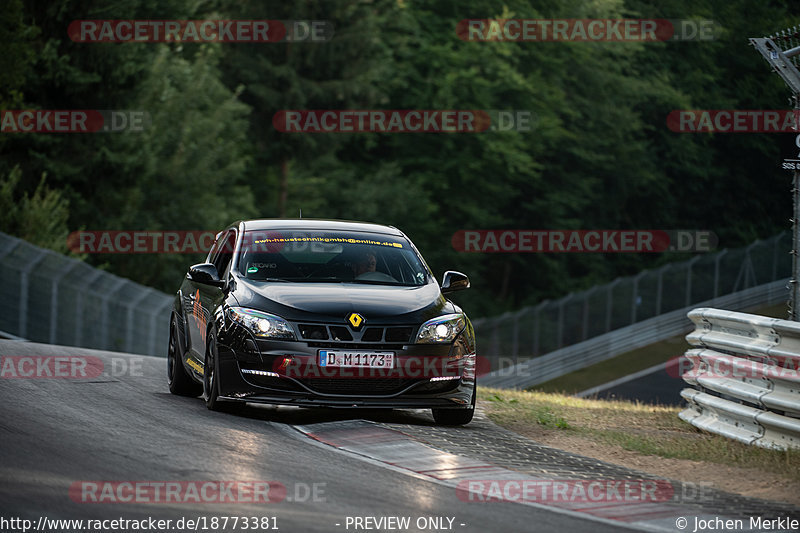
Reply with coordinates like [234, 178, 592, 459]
[679, 308, 800, 450]
[480, 278, 790, 389]
[473, 232, 791, 370]
[0, 231, 172, 356]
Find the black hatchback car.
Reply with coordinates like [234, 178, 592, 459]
[167, 219, 476, 425]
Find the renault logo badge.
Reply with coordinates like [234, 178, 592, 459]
[347, 312, 365, 330]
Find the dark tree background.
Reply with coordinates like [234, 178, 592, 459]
[2, 0, 798, 316]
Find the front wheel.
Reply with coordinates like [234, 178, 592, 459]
[168, 317, 201, 397]
[203, 330, 223, 410]
[432, 381, 476, 426]
[203, 330, 243, 413]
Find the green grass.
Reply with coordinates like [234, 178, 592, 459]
[487, 392, 569, 428]
[479, 387, 800, 481]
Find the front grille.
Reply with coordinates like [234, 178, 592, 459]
[328, 326, 353, 341]
[298, 378, 421, 395]
[294, 322, 417, 344]
[361, 328, 383, 342]
[386, 327, 413, 343]
[306, 342, 406, 350]
[299, 324, 328, 340]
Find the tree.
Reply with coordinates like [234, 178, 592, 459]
[0, 166, 70, 253]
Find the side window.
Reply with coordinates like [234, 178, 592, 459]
[213, 231, 237, 277]
[207, 231, 225, 264]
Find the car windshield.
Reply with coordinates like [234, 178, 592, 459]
[236, 230, 429, 286]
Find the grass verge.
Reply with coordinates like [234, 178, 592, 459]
[479, 386, 800, 482]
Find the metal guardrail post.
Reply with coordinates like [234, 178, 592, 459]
[18, 250, 48, 339]
[532, 300, 548, 357]
[732, 242, 758, 293]
[489, 316, 501, 361]
[149, 299, 173, 356]
[581, 287, 596, 341]
[605, 278, 620, 333]
[772, 233, 780, 282]
[511, 311, 520, 364]
[631, 272, 646, 324]
[74, 269, 106, 346]
[655, 264, 669, 315]
[713, 249, 728, 299]
[685, 256, 701, 307]
[125, 288, 154, 354]
[101, 279, 130, 350]
[0, 238, 20, 336]
[557, 294, 573, 349]
[49, 262, 80, 344]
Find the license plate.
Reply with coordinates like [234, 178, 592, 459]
[318, 350, 394, 369]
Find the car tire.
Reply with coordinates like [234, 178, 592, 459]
[203, 330, 243, 413]
[432, 380, 476, 426]
[167, 317, 201, 397]
[203, 330, 223, 410]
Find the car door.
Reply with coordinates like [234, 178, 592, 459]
[184, 229, 236, 362]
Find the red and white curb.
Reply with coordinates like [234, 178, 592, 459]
[282, 419, 753, 532]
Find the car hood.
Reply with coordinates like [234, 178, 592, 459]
[232, 277, 451, 323]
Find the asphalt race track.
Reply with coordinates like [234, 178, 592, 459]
[1, 340, 797, 533]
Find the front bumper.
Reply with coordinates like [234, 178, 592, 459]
[215, 333, 476, 409]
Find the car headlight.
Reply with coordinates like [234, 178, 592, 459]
[416, 314, 466, 344]
[227, 307, 295, 340]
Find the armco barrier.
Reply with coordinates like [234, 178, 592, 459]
[0, 231, 172, 356]
[679, 308, 800, 450]
[480, 278, 789, 389]
[473, 232, 791, 369]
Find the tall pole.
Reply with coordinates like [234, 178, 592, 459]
[793, 172, 800, 319]
[793, 128, 800, 319]
[751, 31, 800, 320]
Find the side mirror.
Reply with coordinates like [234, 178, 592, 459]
[441, 271, 470, 294]
[188, 263, 224, 287]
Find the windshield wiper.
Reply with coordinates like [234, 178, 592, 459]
[347, 280, 418, 286]
[258, 277, 347, 283]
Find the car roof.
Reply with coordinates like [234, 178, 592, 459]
[239, 218, 404, 236]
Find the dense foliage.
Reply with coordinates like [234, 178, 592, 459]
[2, 0, 799, 316]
